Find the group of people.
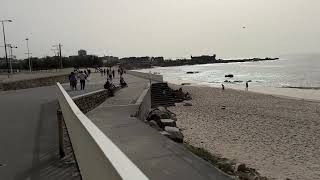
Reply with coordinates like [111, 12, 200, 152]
[103, 67, 128, 96]
[69, 69, 90, 91]
[100, 68, 116, 80]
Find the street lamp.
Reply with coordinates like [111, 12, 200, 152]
[25, 38, 32, 72]
[1, 19, 13, 76]
[7, 44, 18, 74]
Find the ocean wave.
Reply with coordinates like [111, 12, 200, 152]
[281, 86, 320, 90]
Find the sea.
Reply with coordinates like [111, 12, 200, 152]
[137, 54, 320, 101]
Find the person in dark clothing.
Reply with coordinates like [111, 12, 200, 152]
[120, 76, 127, 87]
[69, 72, 77, 90]
[112, 69, 115, 78]
[246, 82, 249, 90]
[109, 74, 112, 81]
[222, 84, 225, 90]
[104, 79, 114, 96]
[107, 69, 110, 76]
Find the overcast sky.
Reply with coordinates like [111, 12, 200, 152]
[1, 0, 320, 59]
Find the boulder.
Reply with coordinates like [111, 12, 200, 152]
[146, 109, 162, 121]
[149, 120, 162, 131]
[235, 163, 247, 172]
[225, 74, 234, 78]
[164, 126, 184, 143]
[147, 107, 177, 122]
[158, 106, 172, 119]
[160, 131, 170, 138]
[181, 83, 191, 86]
[160, 119, 176, 127]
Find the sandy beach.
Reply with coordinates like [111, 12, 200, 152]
[168, 84, 320, 180]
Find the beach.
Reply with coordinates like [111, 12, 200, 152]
[168, 84, 320, 180]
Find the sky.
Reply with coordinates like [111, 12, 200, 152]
[1, 0, 320, 59]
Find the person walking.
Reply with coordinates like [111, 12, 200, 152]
[78, 71, 87, 90]
[112, 69, 115, 78]
[221, 84, 225, 90]
[246, 81, 249, 91]
[69, 72, 78, 91]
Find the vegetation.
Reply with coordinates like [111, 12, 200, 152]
[0, 55, 103, 71]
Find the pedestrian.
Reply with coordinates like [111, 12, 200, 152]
[104, 79, 114, 96]
[69, 72, 78, 91]
[68, 72, 73, 89]
[107, 68, 110, 76]
[246, 82, 249, 90]
[120, 76, 127, 87]
[112, 69, 115, 78]
[78, 71, 87, 90]
[108, 74, 113, 81]
[222, 84, 225, 90]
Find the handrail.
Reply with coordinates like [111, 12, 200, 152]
[56, 83, 149, 180]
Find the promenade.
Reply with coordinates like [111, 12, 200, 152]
[86, 74, 231, 180]
[0, 72, 106, 180]
[0, 71, 230, 180]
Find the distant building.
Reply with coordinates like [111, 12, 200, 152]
[78, 49, 87, 56]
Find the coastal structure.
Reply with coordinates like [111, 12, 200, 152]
[0, 70, 231, 180]
[78, 49, 87, 56]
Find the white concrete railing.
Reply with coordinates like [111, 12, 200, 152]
[56, 83, 149, 180]
[127, 70, 163, 82]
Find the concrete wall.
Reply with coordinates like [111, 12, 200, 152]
[136, 87, 151, 121]
[1, 74, 69, 91]
[56, 83, 148, 180]
[127, 70, 163, 82]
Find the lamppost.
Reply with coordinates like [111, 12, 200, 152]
[7, 44, 18, 74]
[25, 38, 32, 72]
[1, 19, 12, 76]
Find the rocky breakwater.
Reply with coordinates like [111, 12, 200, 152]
[146, 106, 184, 143]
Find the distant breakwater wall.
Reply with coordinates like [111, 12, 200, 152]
[0, 74, 69, 91]
[127, 70, 163, 82]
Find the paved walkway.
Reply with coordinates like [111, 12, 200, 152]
[87, 74, 231, 180]
[0, 71, 230, 180]
[0, 72, 107, 180]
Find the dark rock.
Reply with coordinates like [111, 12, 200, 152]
[164, 126, 184, 143]
[160, 119, 176, 127]
[160, 131, 170, 138]
[181, 83, 191, 85]
[149, 120, 162, 131]
[236, 163, 247, 172]
[225, 74, 234, 78]
[184, 102, 193, 106]
[186, 71, 199, 74]
[146, 109, 162, 121]
[147, 107, 177, 122]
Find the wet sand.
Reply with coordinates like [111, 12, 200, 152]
[168, 84, 320, 180]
